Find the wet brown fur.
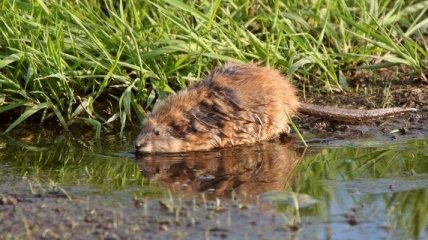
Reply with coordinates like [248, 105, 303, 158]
[135, 63, 299, 153]
[135, 63, 416, 153]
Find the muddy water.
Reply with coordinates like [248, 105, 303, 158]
[1, 127, 428, 239]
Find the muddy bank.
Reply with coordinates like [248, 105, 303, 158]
[0, 179, 411, 240]
[0, 180, 294, 239]
[297, 80, 428, 142]
[2, 173, 425, 240]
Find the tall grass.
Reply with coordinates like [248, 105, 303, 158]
[1, 0, 427, 135]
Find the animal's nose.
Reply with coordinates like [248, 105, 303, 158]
[134, 141, 142, 150]
[135, 140, 148, 153]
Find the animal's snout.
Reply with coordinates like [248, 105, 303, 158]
[134, 139, 153, 153]
[134, 140, 145, 151]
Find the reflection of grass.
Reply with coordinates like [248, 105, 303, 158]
[290, 138, 428, 237]
[1, 0, 427, 134]
[0, 129, 163, 195]
[389, 189, 428, 238]
[293, 139, 428, 192]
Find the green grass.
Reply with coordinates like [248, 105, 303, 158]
[1, 0, 427, 135]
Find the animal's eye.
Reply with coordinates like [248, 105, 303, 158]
[171, 123, 182, 133]
[154, 130, 160, 136]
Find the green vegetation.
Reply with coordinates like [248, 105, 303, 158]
[1, 0, 427, 135]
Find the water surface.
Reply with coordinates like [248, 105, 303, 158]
[1, 127, 428, 239]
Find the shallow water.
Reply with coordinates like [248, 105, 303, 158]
[1, 127, 428, 239]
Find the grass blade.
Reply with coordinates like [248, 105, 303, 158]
[4, 102, 53, 134]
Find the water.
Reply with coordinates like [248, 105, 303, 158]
[1, 127, 428, 239]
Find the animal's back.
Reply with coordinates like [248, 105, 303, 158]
[201, 63, 299, 137]
[199, 64, 299, 115]
[135, 64, 299, 153]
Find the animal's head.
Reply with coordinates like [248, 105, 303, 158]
[134, 117, 186, 153]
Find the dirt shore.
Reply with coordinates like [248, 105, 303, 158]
[0, 180, 295, 239]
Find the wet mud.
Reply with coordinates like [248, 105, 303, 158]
[297, 81, 428, 143]
[0, 181, 294, 240]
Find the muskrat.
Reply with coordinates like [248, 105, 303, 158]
[134, 64, 416, 153]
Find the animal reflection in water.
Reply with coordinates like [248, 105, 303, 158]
[136, 140, 302, 200]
